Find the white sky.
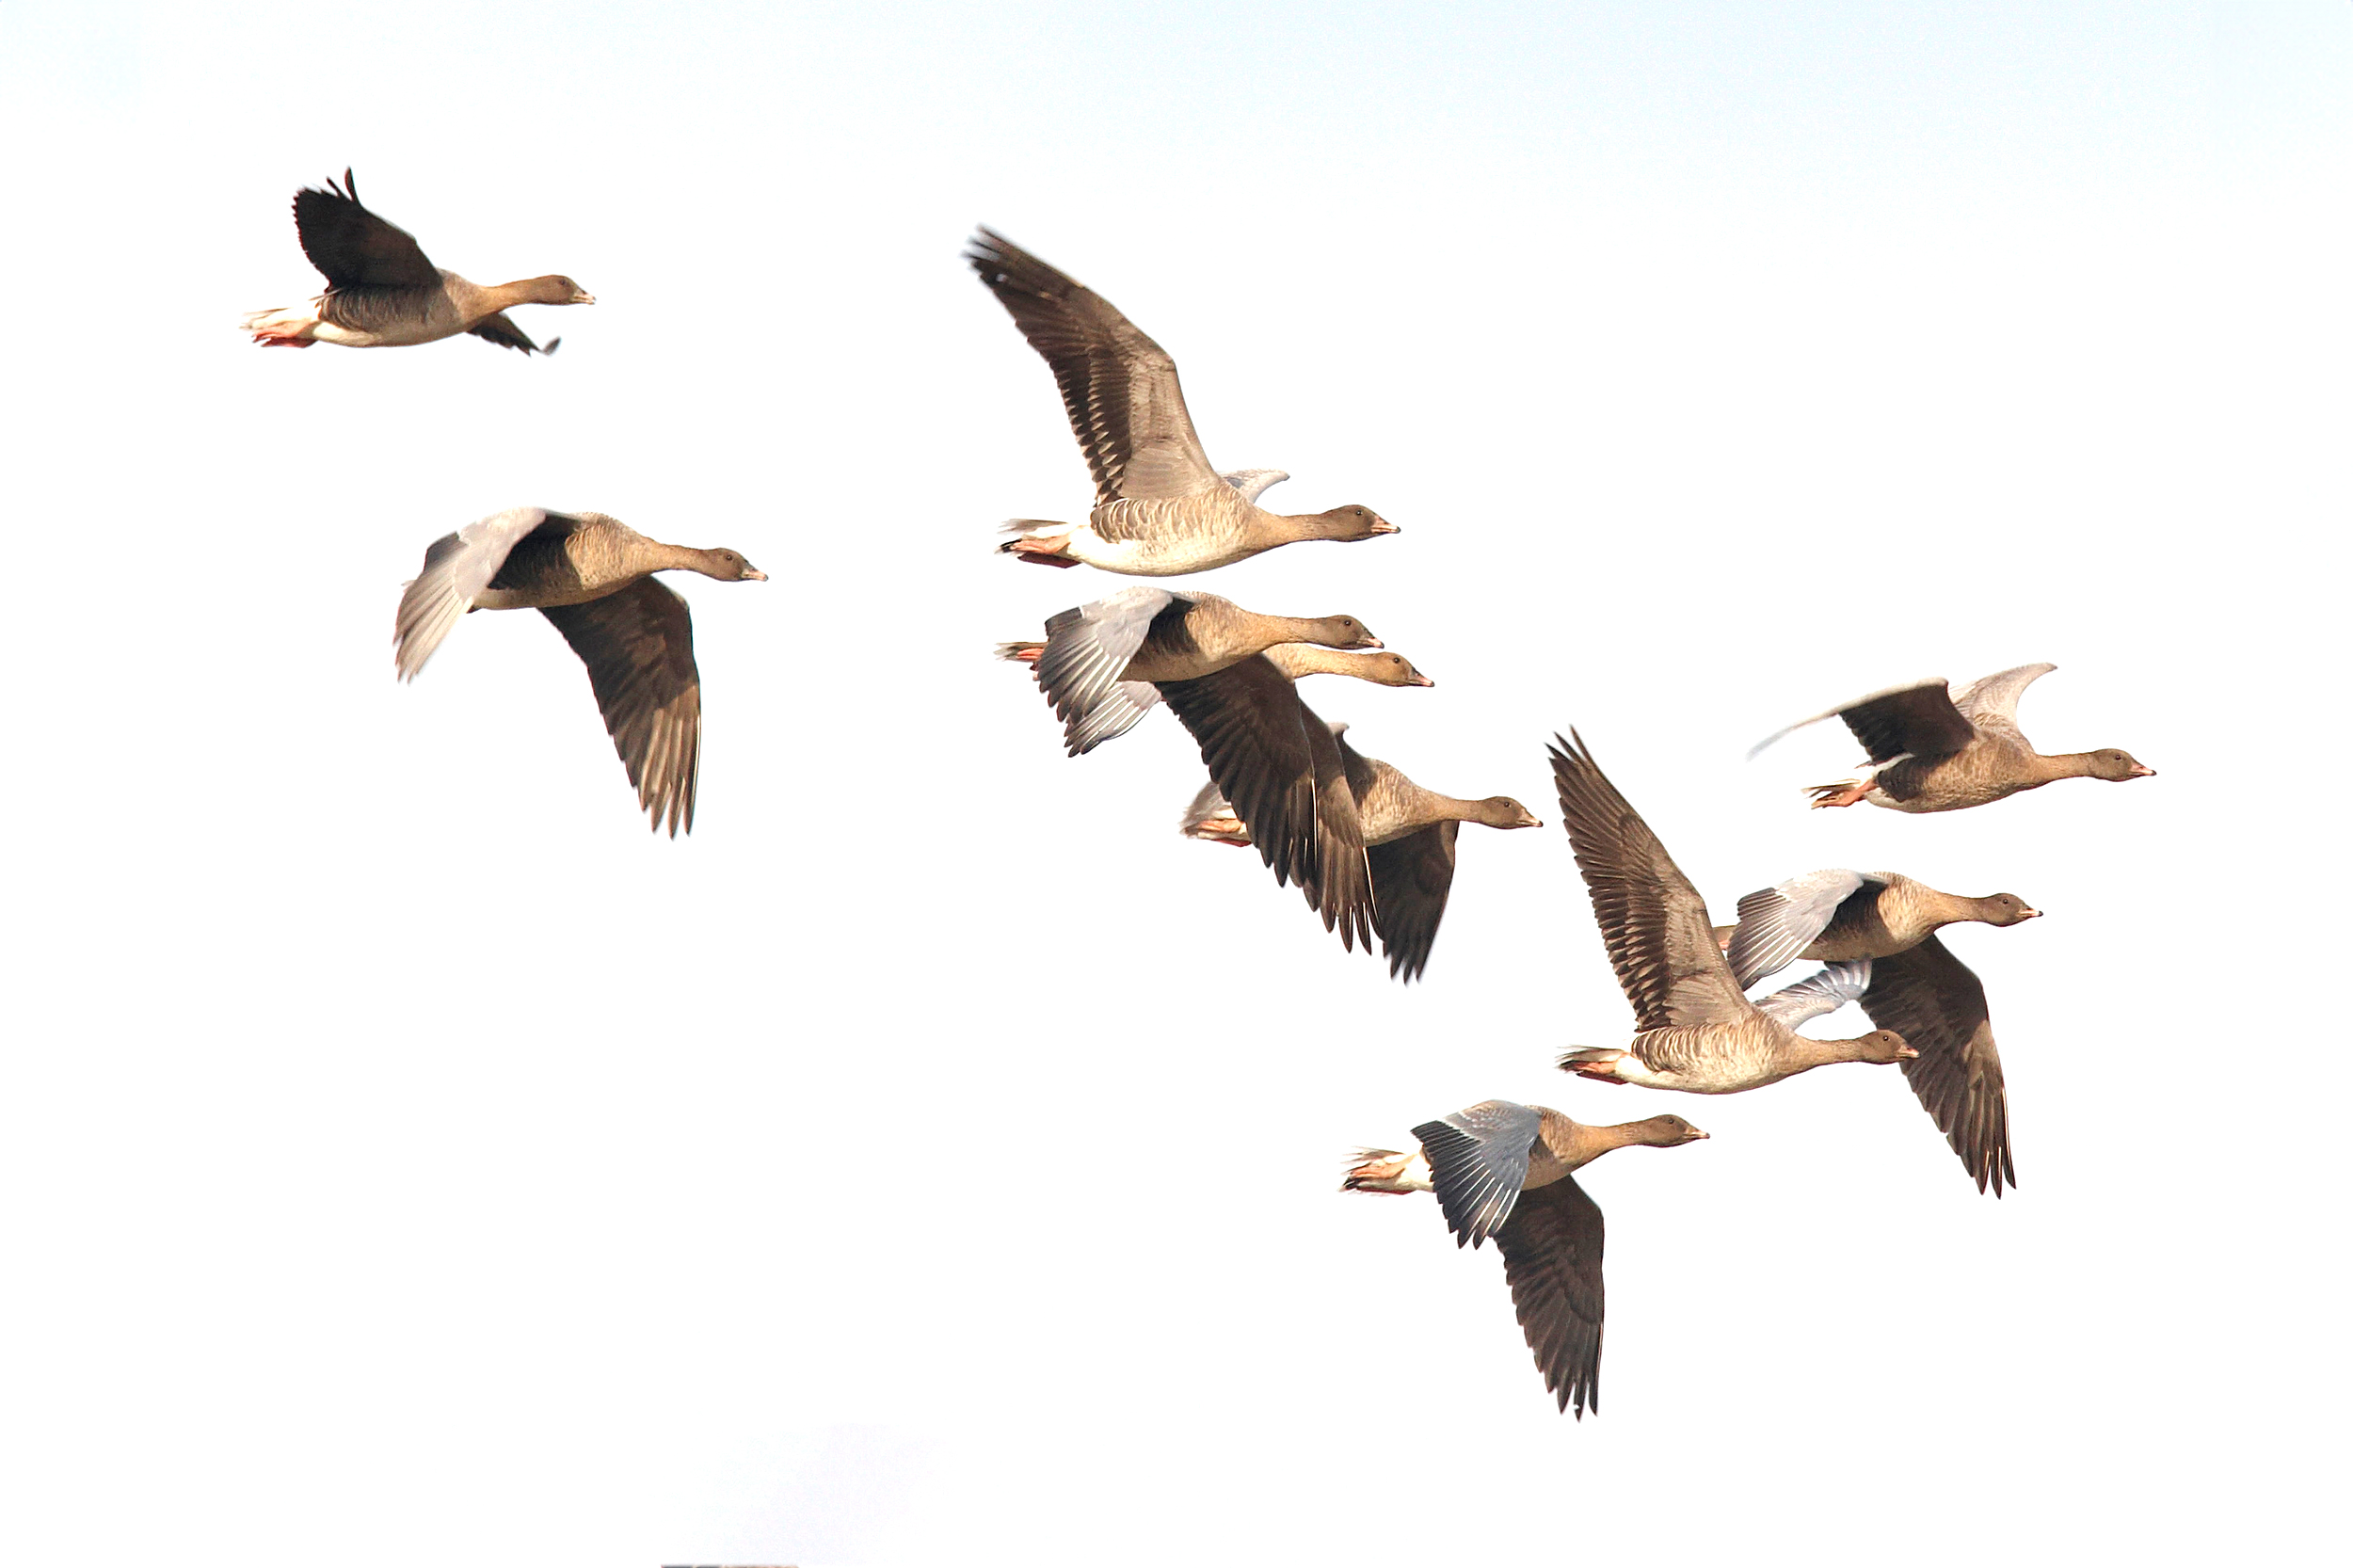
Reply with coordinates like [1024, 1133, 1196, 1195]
[3, 4, 2346, 1565]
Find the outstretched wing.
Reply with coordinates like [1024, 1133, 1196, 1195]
[1950, 663, 2057, 741]
[966, 228, 1223, 505]
[1547, 731, 1752, 1032]
[1753, 960, 1874, 1029]
[1749, 676, 1977, 765]
[1159, 659, 1374, 950]
[1031, 587, 1178, 756]
[1368, 823, 1460, 984]
[1862, 936, 2014, 1195]
[392, 506, 569, 679]
[294, 169, 439, 290]
[539, 578, 702, 838]
[1495, 1177, 1607, 1418]
[1725, 869, 1874, 990]
[1411, 1100, 1541, 1248]
[467, 311, 558, 356]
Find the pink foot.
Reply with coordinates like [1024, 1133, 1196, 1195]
[251, 333, 315, 348]
[1807, 782, 1871, 808]
[1006, 537, 1080, 568]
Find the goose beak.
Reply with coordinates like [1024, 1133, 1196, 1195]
[1359, 637, 1385, 650]
[1369, 519, 1401, 535]
[1897, 1045, 1920, 1060]
[2020, 906, 2043, 919]
[2129, 763, 2156, 777]
[744, 568, 769, 582]
[1691, 1129, 1711, 1140]
[1410, 675, 1436, 687]
[570, 289, 598, 305]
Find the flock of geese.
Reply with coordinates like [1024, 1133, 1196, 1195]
[248, 174, 2159, 1418]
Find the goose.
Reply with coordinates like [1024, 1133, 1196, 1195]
[999, 637, 1430, 757]
[966, 228, 1398, 574]
[1545, 731, 1914, 1091]
[1721, 870, 2041, 989]
[1751, 664, 2153, 812]
[1011, 586, 1385, 757]
[1159, 671, 1537, 979]
[243, 169, 593, 352]
[393, 507, 766, 835]
[1343, 1102, 1709, 1416]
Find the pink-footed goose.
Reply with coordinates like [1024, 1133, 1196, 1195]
[393, 508, 765, 835]
[1007, 586, 1386, 757]
[1545, 732, 1913, 1092]
[1156, 665, 1536, 979]
[1751, 664, 2153, 812]
[1723, 868, 2035, 1194]
[966, 229, 1398, 574]
[243, 170, 593, 353]
[1343, 1101, 1708, 1416]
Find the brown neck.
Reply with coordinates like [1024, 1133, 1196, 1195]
[1252, 615, 1350, 653]
[1263, 645, 1378, 681]
[1786, 1033, 1884, 1071]
[647, 542, 728, 578]
[2028, 750, 2103, 783]
[1424, 793, 1521, 828]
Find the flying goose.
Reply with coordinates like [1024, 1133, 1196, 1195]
[1156, 669, 1535, 977]
[393, 508, 765, 835]
[1343, 1101, 1708, 1416]
[244, 169, 593, 352]
[966, 228, 1398, 575]
[1721, 870, 2041, 989]
[1010, 587, 1385, 757]
[1751, 664, 2153, 812]
[1545, 732, 1913, 1092]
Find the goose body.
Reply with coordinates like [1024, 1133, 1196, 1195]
[1013, 587, 1385, 757]
[244, 170, 593, 353]
[967, 229, 1398, 574]
[393, 507, 765, 835]
[1752, 664, 2153, 812]
[1545, 732, 1914, 1093]
[1721, 869, 2041, 988]
[1343, 1101, 1708, 1416]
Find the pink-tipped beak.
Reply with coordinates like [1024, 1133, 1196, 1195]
[2130, 764, 2157, 777]
[1411, 675, 1435, 687]
[1370, 519, 1400, 535]
[744, 568, 769, 582]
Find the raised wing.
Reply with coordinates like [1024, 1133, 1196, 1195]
[1495, 1177, 1607, 1418]
[1031, 586, 1178, 756]
[1753, 960, 1874, 1029]
[1725, 868, 1873, 989]
[293, 169, 439, 291]
[1411, 1100, 1541, 1248]
[1749, 676, 1977, 764]
[1950, 663, 2057, 740]
[540, 578, 702, 838]
[392, 506, 568, 679]
[1863, 936, 2013, 1195]
[1546, 731, 1752, 1032]
[467, 311, 558, 356]
[966, 229, 1223, 504]
[1368, 823, 1460, 983]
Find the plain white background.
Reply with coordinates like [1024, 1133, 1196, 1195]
[2, 4, 2345, 1564]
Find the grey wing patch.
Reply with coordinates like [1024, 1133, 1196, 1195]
[1031, 586, 1177, 756]
[467, 311, 557, 355]
[1220, 468, 1290, 504]
[1753, 960, 1874, 1028]
[539, 578, 702, 837]
[1726, 868, 1872, 989]
[1748, 675, 1956, 761]
[392, 506, 558, 680]
[1863, 937, 2013, 1195]
[1950, 663, 2057, 739]
[1411, 1100, 1541, 1249]
[1495, 1178, 1607, 1418]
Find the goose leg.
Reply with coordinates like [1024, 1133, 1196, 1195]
[1806, 780, 1873, 808]
[1006, 536, 1080, 567]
